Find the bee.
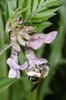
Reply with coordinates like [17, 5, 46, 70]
[26, 64, 49, 81]
[25, 64, 49, 91]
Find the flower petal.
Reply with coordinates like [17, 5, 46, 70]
[18, 29, 31, 40]
[12, 42, 21, 52]
[31, 31, 58, 43]
[17, 35, 25, 46]
[27, 31, 57, 49]
[24, 26, 34, 32]
[7, 58, 20, 70]
[20, 61, 28, 70]
[25, 48, 36, 59]
[16, 70, 20, 78]
[10, 48, 18, 63]
[8, 69, 17, 78]
[42, 31, 58, 44]
[27, 38, 44, 49]
[32, 57, 48, 65]
[25, 48, 48, 65]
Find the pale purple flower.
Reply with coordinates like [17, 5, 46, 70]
[7, 57, 20, 78]
[7, 47, 28, 78]
[7, 57, 28, 78]
[24, 48, 49, 78]
[27, 31, 57, 49]
[25, 48, 48, 69]
[6, 23, 58, 78]
[8, 69, 20, 78]
[17, 26, 57, 50]
[7, 58, 20, 70]
[7, 47, 48, 78]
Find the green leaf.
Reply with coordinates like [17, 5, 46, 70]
[34, 22, 52, 32]
[7, 7, 27, 30]
[30, 11, 55, 22]
[31, 17, 46, 23]
[44, 0, 63, 7]
[18, 0, 24, 9]
[24, 0, 61, 24]
[21, 0, 27, 19]
[34, 8, 59, 19]
[20, 76, 32, 91]
[0, 6, 7, 78]
[7, 0, 17, 16]
[34, 12, 55, 20]
[32, 0, 38, 12]
[39, 0, 45, 6]
[25, 0, 32, 19]
[37, 6, 47, 13]
[0, 78, 17, 93]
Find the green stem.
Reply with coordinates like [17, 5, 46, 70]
[0, 44, 11, 56]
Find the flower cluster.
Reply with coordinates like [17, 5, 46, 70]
[6, 18, 57, 78]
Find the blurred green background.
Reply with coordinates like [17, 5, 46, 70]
[0, 0, 66, 100]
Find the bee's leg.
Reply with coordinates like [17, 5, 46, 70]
[31, 72, 44, 91]
[31, 81, 39, 91]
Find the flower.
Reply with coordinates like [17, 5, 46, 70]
[8, 69, 20, 78]
[7, 58, 28, 78]
[25, 48, 48, 68]
[7, 47, 49, 78]
[17, 29, 57, 49]
[17, 26, 34, 46]
[27, 31, 57, 49]
[7, 57, 20, 78]
[24, 48, 49, 78]
[7, 48, 28, 78]
[6, 21, 58, 79]
[7, 57, 28, 78]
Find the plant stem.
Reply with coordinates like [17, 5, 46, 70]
[0, 44, 11, 56]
